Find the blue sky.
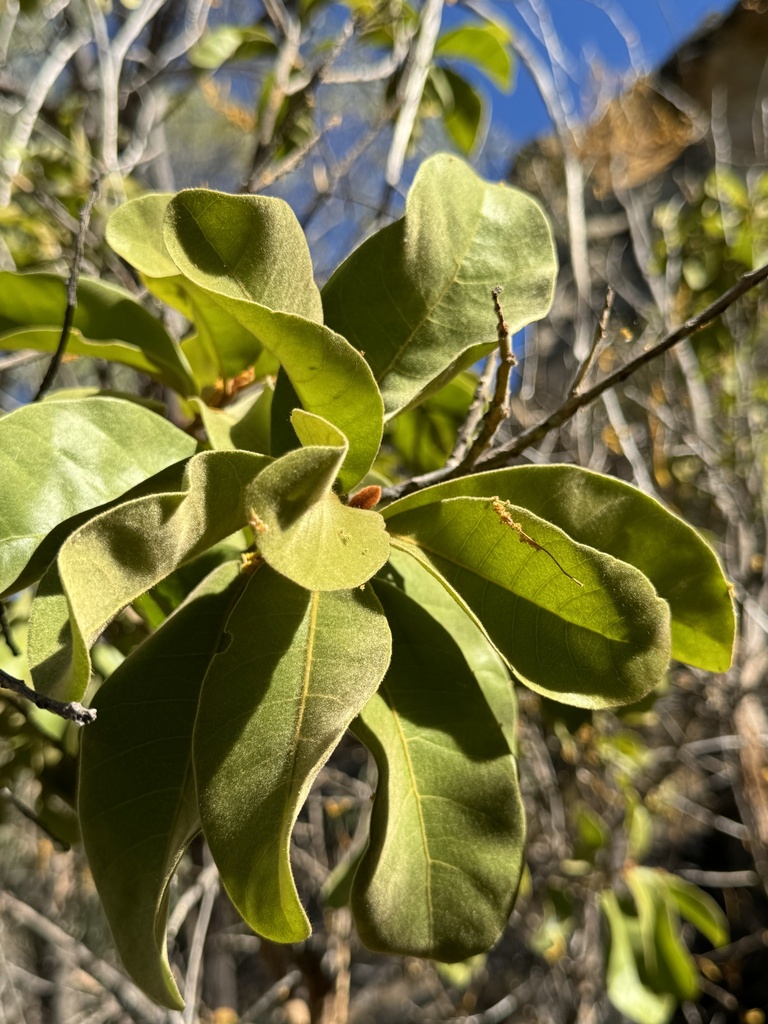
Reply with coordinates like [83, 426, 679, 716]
[465, 0, 738, 148]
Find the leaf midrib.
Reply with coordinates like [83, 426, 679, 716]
[381, 680, 434, 942]
[376, 186, 486, 383]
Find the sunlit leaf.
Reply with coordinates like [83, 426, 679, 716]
[0, 397, 196, 598]
[0, 272, 195, 394]
[247, 412, 389, 590]
[351, 580, 524, 960]
[194, 567, 391, 942]
[435, 23, 514, 92]
[386, 496, 671, 708]
[163, 190, 382, 488]
[322, 153, 556, 418]
[192, 381, 272, 455]
[189, 24, 275, 69]
[79, 562, 244, 1009]
[106, 195, 280, 389]
[434, 67, 484, 156]
[637, 867, 729, 949]
[383, 464, 734, 672]
[27, 450, 270, 702]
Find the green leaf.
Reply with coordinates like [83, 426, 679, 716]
[351, 580, 524, 961]
[78, 562, 244, 1009]
[383, 546, 517, 754]
[385, 496, 671, 708]
[105, 193, 179, 279]
[247, 412, 390, 590]
[163, 190, 322, 322]
[27, 449, 270, 702]
[385, 372, 475, 475]
[641, 868, 729, 949]
[0, 397, 196, 598]
[383, 464, 734, 672]
[189, 24, 275, 69]
[163, 190, 383, 489]
[601, 890, 676, 1024]
[0, 273, 195, 395]
[435, 23, 514, 92]
[322, 153, 556, 418]
[652, 891, 700, 1002]
[432, 67, 484, 156]
[194, 568, 391, 943]
[106, 195, 280, 389]
[192, 382, 272, 455]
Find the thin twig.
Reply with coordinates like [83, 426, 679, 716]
[182, 851, 219, 1024]
[0, 669, 96, 725]
[167, 861, 219, 942]
[240, 970, 302, 1023]
[677, 868, 759, 888]
[0, 788, 70, 850]
[33, 178, 101, 401]
[568, 286, 614, 396]
[1, 892, 166, 1024]
[382, 260, 768, 501]
[449, 351, 497, 465]
[384, 0, 444, 189]
[456, 287, 517, 472]
[0, 28, 90, 209]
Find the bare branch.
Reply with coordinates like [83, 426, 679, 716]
[0, 28, 90, 208]
[0, 669, 97, 725]
[456, 287, 517, 472]
[449, 352, 497, 465]
[34, 177, 101, 401]
[382, 261, 768, 501]
[1, 892, 165, 1024]
[385, 0, 444, 189]
[568, 286, 614, 396]
[182, 850, 219, 1024]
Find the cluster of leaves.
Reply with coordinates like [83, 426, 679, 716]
[524, 698, 733, 1024]
[0, 154, 735, 1010]
[603, 867, 729, 1024]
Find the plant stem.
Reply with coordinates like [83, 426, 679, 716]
[382, 260, 768, 502]
[33, 177, 101, 401]
[0, 669, 96, 725]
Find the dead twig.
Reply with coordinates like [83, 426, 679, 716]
[1, 891, 165, 1024]
[455, 287, 517, 473]
[0, 669, 96, 725]
[568, 286, 614, 396]
[33, 178, 101, 401]
[382, 260, 768, 501]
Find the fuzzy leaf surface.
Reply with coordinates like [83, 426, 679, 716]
[78, 562, 244, 1009]
[383, 547, 517, 753]
[107, 194, 280, 389]
[163, 190, 382, 489]
[383, 465, 733, 672]
[194, 568, 391, 942]
[27, 450, 269, 702]
[386, 497, 671, 708]
[0, 397, 196, 598]
[321, 153, 556, 418]
[0, 272, 194, 394]
[351, 580, 524, 960]
[247, 414, 389, 590]
[193, 383, 272, 455]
